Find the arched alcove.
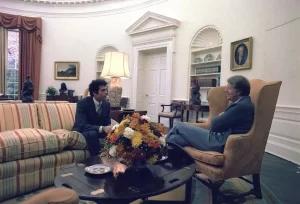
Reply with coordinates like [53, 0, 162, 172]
[189, 25, 223, 105]
[95, 44, 118, 79]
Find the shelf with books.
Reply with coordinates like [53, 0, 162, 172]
[191, 60, 221, 66]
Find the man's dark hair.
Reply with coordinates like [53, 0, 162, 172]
[227, 75, 250, 96]
[88, 79, 107, 96]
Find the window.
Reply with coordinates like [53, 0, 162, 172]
[6, 30, 19, 100]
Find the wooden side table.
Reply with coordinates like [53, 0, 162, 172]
[182, 104, 201, 122]
[110, 110, 148, 123]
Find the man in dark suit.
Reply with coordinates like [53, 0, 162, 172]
[72, 79, 112, 156]
[166, 75, 254, 153]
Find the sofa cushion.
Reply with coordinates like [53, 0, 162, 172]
[0, 150, 89, 201]
[0, 103, 39, 132]
[184, 146, 225, 166]
[0, 129, 69, 163]
[37, 103, 76, 131]
[52, 129, 87, 150]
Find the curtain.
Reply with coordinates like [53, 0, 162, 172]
[0, 12, 42, 100]
[0, 26, 8, 94]
[19, 29, 41, 100]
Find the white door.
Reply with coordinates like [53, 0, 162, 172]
[141, 48, 169, 125]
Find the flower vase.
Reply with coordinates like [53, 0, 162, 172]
[122, 159, 152, 192]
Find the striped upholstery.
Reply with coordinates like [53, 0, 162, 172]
[0, 129, 69, 163]
[0, 150, 89, 201]
[52, 129, 87, 150]
[0, 104, 39, 132]
[37, 103, 76, 132]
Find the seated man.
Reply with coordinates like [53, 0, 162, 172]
[72, 79, 112, 156]
[167, 75, 254, 153]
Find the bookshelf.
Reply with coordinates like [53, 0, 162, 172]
[189, 26, 223, 103]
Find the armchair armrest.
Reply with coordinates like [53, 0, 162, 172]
[160, 104, 172, 112]
[223, 133, 262, 179]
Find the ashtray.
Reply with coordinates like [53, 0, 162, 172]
[84, 164, 112, 175]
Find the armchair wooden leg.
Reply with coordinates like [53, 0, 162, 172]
[194, 173, 263, 203]
[253, 173, 262, 199]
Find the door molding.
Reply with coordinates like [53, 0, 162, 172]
[126, 12, 180, 109]
[132, 40, 173, 109]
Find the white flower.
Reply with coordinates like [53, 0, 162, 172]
[159, 134, 167, 146]
[123, 127, 134, 139]
[141, 115, 151, 122]
[112, 124, 119, 131]
[109, 145, 117, 157]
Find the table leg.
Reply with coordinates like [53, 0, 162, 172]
[186, 110, 190, 122]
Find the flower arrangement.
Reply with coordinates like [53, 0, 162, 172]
[104, 113, 168, 166]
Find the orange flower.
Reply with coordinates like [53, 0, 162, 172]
[109, 134, 118, 143]
[129, 118, 139, 129]
[149, 140, 159, 148]
[132, 112, 141, 119]
[140, 123, 150, 132]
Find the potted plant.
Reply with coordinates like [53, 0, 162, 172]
[46, 86, 58, 100]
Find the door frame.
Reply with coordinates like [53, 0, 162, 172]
[132, 38, 174, 109]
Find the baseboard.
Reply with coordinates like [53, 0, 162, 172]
[266, 140, 300, 165]
[266, 105, 300, 165]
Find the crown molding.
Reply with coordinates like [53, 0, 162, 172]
[0, 0, 169, 17]
[7, 0, 125, 6]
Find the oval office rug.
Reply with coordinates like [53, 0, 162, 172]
[2, 177, 281, 204]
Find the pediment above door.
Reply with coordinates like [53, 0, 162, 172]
[126, 12, 180, 41]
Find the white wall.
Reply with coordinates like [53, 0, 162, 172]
[1, 0, 299, 163]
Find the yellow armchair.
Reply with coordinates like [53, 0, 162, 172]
[184, 79, 282, 203]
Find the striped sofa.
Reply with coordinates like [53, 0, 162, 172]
[0, 103, 89, 201]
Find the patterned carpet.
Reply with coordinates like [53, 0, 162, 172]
[2, 176, 281, 204]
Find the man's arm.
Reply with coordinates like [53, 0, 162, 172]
[75, 100, 100, 132]
[210, 104, 246, 132]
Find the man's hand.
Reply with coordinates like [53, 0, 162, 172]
[103, 126, 112, 133]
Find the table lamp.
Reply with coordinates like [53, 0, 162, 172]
[101, 52, 130, 108]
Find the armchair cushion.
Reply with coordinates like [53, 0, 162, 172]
[184, 146, 224, 166]
[0, 128, 69, 163]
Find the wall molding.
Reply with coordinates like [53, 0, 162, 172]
[0, 0, 169, 18]
[265, 105, 300, 165]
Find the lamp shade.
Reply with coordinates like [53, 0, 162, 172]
[101, 52, 130, 79]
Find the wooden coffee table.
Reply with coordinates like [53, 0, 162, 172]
[54, 142, 195, 204]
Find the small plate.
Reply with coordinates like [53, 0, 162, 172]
[85, 164, 112, 175]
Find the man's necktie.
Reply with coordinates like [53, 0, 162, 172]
[97, 103, 102, 116]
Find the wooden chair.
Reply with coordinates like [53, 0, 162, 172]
[158, 102, 184, 128]
[184, 79, 282, 203]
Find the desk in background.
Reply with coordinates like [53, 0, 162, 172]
[111, 109, 147, 123]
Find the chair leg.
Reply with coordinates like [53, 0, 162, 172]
[158, 116, 160, 123]
[169, 118, 173, 128]
[253, 173, 263, 199]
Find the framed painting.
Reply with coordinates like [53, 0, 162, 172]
[54, 61, 80, 80]
[230, 37, 253, 71]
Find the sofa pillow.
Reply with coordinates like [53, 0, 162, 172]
[0, 128, 69, 163]
[52, 129, 87, 150]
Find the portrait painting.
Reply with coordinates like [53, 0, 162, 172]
[230, 37, 253, 71]
[55, 61, 80, 80]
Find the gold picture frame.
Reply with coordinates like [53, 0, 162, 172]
[54, 61, 80, 80]
[230, 37, 253, 71]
